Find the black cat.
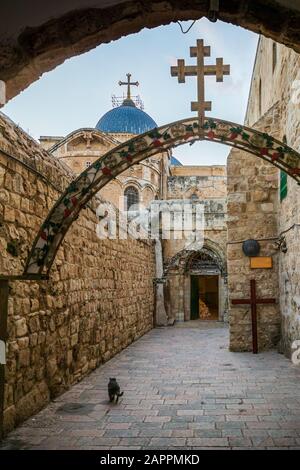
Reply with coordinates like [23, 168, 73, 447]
[108, 378, 124, 403]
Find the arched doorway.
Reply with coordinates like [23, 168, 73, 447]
[163, 241, 227, 323]
[188, 250, 226, 321]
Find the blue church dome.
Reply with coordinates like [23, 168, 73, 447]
[171, 156, 183, 166]
[96, 99, 157, 135]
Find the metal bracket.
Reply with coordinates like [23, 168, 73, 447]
[275, 236, 288, 253]
[153, 277, 167, 285]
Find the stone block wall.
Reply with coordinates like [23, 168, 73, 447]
[0, 113, 155, 434]
[227, 105, 281, 352]
[168, 166, 227, 199]
[165, 166, 227, 264]
[245, 37, 300, 358]
[276, 53, 300, 358]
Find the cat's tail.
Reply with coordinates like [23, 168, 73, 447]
[118, 391, 124, 397]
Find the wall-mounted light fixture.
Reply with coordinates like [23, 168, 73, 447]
[275, 236, 288, 253]
[242, 239, 261, 257]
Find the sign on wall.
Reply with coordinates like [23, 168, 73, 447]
[250, 257, 273, 269]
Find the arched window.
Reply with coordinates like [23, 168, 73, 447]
[124, 186, 139, 211]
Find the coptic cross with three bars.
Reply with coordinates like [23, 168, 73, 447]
[171, 39, 230, 135]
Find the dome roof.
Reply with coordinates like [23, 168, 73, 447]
[95, 99, 157, 135]
[171, 156, 183, 166]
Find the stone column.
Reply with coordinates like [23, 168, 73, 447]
[184, 275, 191, 321]
[154, 239, 168, 326]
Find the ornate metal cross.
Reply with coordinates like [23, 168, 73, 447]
[119, 73, 139, 100]
[231, 279, 276, 354]
[171, 39, 230, 132]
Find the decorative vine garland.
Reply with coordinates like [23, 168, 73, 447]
[24, 117, 300, 276]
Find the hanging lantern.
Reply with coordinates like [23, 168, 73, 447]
[242, 239, 260, 257]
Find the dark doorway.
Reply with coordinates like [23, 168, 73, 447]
[190, 275, 219, 320]
[190, 275, 199, 320]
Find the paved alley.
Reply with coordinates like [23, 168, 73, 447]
[1, 324, 300, 450]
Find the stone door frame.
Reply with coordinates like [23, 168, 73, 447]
[165, 242, 228, 323]
[185, 271, 223, 321]
[187, 270, 226, 322]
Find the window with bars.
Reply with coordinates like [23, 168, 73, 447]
[280, 170, 288, 201]
[124, 186, 139, 211]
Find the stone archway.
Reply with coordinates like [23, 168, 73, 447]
[1, 1, 300, 103]
[163, 240, 227, 323]
[24, 116, 300, 277]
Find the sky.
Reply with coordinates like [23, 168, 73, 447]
[2, 18, 258, 166]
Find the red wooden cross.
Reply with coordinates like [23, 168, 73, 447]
[231, 279, 276, 354]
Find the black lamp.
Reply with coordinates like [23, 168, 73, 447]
[242, 239, 261, 257]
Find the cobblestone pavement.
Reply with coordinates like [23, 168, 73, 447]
[1, 323, 300, 450]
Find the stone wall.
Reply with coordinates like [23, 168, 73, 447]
[166, 166, 227, 259]
[227, 104, 281, 351]
[244, 37, 300, 357]
[169, 166, 226, 196]
[0, 112, 156, 434]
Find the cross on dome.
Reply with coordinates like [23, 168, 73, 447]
[118, 73, 139, 100]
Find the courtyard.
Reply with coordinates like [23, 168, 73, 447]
[1, 323, 300, 450]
